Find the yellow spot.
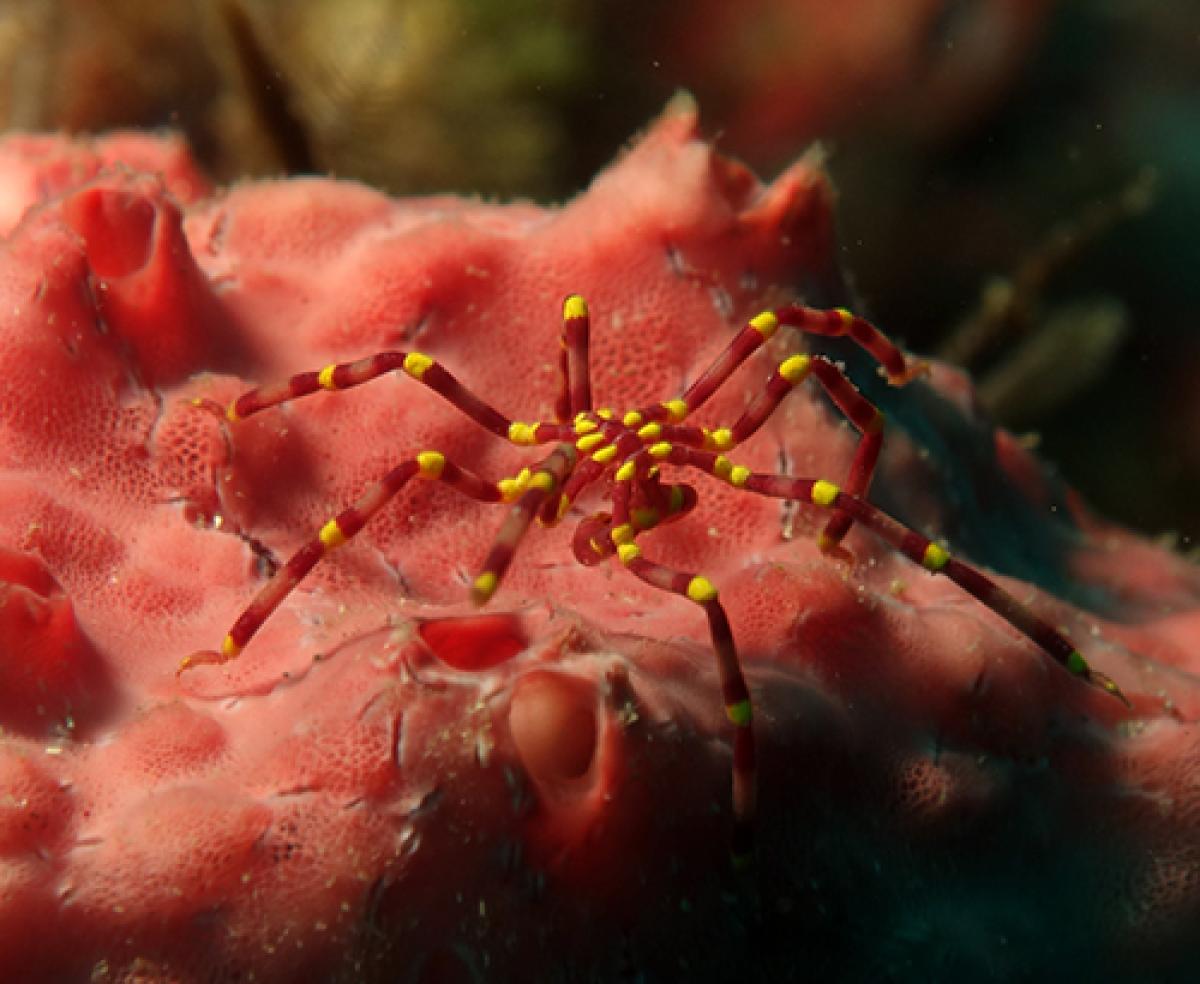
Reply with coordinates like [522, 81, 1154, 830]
[318, 364, 338, 390]
[589, 538, 604, 555]
[661, 398, 689, 423]
[498, 468, 531, 502]
[225, 403, 242, 423]
[750, 310, 779, 337]
[730, 465, 750, 487]
[686, 576, 718, 604]
[403, 351, 434, 379]
[811, 479, 840, 507]
[319, 518, 347, 550]
[610, 523, 636, 546]
[835, 307, 855, 329]
[555, 494, 571, 520]
[574, 417, 599, 435]
[575, 432, 606, 452]
[704, 427, 734, 451]
[221, 635, 242, 660]
[922, 542, 950, 572]
[631, 507, 659, 529]
[668, 486, 686, 512]
[648, 441, 673, 459]
[1067, 650, 1088, 676]
[472, 571, 498, 603]
[595, 407, 614, 420]
[617, 543, 641, 565]
[726, 699, 752, 726]
[530, 470, 556, 492]
[637, 422, 663, 441]
[591, 444, 619, 464]
[416, 451, 445, 478]
[563, 294, 588, 320]
[508, 421, 538, 446]
[713, 455, 734, 482]
[622, 410, 643, 427]
[615, 460, 636, 482]
[780, 354, 811, 384]
[647, 465, 661, 479]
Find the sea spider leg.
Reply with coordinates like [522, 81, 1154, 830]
[471, 443, 578, 604]
[694, 351, 887, 558]
[626, 306, 915, 554]
[647, 441, 1129, 706]
[178, 452, 513, 672]
[555, 294, 593, 420]
[220, 350, 517, 439]
[613, 539, 757, 864]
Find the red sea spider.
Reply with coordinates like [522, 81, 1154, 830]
[180, 292, 1127, 859]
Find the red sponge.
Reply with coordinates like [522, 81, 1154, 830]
[0, 102, 1196, 981]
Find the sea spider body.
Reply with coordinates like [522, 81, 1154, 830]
[181, 294, 1127, 861]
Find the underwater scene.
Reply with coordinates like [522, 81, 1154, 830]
[0, 1, 1197, 981]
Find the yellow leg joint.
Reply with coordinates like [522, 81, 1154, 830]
[508, 421, 539, 446]
[661, 398, 689, 423]
[403, 351, 434, 379]
[318, 364, 338, 390]
[221, 635, 242, 660]
[610, 523, 636, 546]
[472, 571, 499, 603]
[726, 698, 752, 726]
[750, 310, 779, 337]
[780, 354, 811, 384]
[686, 575, 718, 604]
[318, 518, 347, 550]
[617, 543, 641, 565]
[416, 450, 446, 478]
[563, 294, 588, 320]
[811, 479, 840, 507]
[575, 431, 607, 452]
[922, 542, 950, 572]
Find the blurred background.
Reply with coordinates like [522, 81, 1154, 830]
[0, 0, 1196, 547]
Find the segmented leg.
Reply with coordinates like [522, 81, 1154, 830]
[222, 350, 510, 437]
[649, 441, 1128, 706]
[622, 306, 913, 556]
[471, 443, 577, 604]
[614, 540, 757, 864]
[177, 451, 506, 672]
[556, 294, 593, 420]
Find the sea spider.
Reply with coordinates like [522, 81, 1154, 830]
[180, 295, 1128, 860]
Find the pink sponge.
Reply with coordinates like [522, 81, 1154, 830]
[0, 103, 1197, 981]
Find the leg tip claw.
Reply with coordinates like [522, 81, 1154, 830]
[884, 359, 931, 387]
[1091, 669, 1132, 709]
[176, 649, 227, 677]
